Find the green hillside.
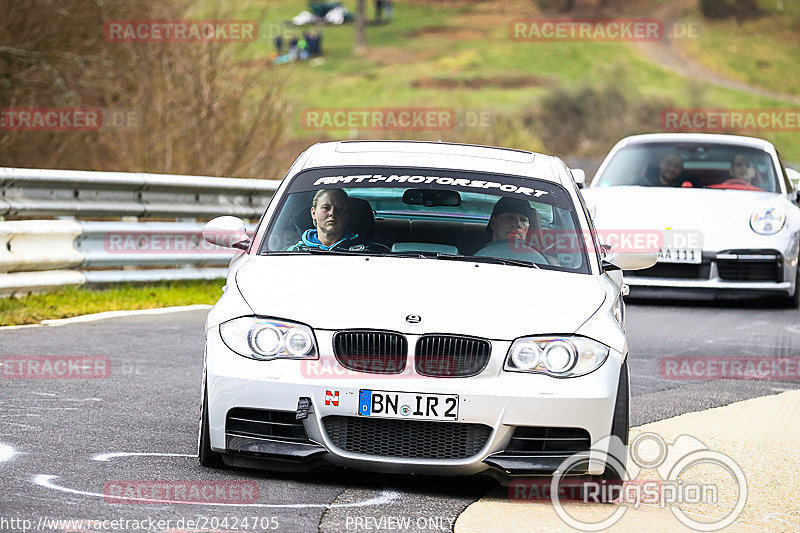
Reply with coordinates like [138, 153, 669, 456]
[202, 0, 800, 163]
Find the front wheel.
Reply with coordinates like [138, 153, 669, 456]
[198, 384, 224, 468]
[585, 360, 630, 502]
[555, 361, 629, 504]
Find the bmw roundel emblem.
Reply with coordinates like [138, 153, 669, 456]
[405, 314, 421, 324]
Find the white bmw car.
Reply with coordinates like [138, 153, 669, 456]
[197, 141, 655, 483]
[584, 133, 800, 306]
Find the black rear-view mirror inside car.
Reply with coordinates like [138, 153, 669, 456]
[402, 189, 461, 207]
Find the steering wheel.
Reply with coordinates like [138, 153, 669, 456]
[474, 239, 547, 264]
[331, 241, 390, 253]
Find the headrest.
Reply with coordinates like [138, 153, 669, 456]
[346, 197, 374, 240]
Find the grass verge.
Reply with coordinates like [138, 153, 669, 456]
[679, 1, 800, 99]
[0, 279, 225, 326]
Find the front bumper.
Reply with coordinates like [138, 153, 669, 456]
[205, 328, 623, 479]
[626, 249, 796, 299]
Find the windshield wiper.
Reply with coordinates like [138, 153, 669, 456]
[262, 249, 369, 257]
[434, 253, 540, 269]
[263, 249, 539, 268]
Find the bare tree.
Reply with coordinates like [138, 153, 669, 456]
[0, 0, 287, 178]
[355, 0, 367, 51]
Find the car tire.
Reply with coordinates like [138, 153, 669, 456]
[198, 384, 224, 468]
[585, 360, 629, 503]
[557, 361, 629, 503]
[603, 359, 629, 477]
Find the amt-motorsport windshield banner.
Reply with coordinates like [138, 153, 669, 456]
[286, 167, 573, 208]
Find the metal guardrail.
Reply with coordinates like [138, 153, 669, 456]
[0, 167, 278, 218]
[0, 168, 275, 296]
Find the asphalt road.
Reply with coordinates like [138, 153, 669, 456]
[1, 302, 798, 533]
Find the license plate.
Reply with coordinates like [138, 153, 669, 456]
[656, 248, 702, 264]
[358, 390, 458, 421]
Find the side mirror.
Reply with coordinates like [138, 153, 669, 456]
[786, 167, 800, 189]
[786, 168, 800, 202]
[570, 168, 586, 189]
[202, 216, 251, 250]
[603, 251, 657, 271]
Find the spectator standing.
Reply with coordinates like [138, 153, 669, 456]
[288, 34, 299, 60]
[297, 35, 310, 60]
[305, 30, 323, 57]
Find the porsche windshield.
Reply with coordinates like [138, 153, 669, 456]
[594, 143, 779, 192]
[259, 167, 591, 273]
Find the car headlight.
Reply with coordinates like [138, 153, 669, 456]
[219, 317, 317, 360]
[510, 341, 542, 370]
[505, 336, 609, 377]
[750, 206, 785, 235]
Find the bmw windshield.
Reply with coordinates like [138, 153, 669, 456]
[259, 167, 591, 274]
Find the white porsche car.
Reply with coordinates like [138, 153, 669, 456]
[197, 140, 655, 483]
[584, 133, 800, 306]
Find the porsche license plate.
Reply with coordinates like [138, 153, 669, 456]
[656, 248, 702, 264]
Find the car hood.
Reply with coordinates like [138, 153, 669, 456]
[583, 187, 782, 246]
[235, 255, 606, 339]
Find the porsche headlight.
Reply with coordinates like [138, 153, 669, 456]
[750, 207, 785, 235]
[220, 317, 317, 360]
[505, 336, 609, 377]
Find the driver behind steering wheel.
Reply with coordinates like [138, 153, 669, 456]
[486, 197, 532, 242]
[475, 197, 560, 266]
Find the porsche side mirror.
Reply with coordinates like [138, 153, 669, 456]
[603, 251, 657, 271]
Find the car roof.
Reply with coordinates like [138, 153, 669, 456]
[298, 140, 566, 184]
[615, 133, 775, 151]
